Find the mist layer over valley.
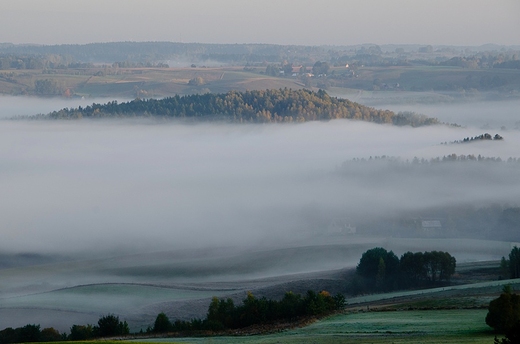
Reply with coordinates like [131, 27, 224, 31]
[347, 92, 520, 129]
[1, 96, 519, 331]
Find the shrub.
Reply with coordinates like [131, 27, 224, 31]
[486, 286, 520, 333]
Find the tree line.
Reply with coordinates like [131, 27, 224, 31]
[0, 315, 128, 343]
[153, 290, 345, 333]
[342, 154, 520, 167]
[352, 247, 456, 293]
[0, 290, 344, 343]
[446, 132, 504, 144]
[36, 89, 439, 126]
[0, 54, 92, 70]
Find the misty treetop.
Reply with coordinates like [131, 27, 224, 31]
[40, 89, 439, 126]
[443, 132, 504, 145]
[340, 154, 520, 169]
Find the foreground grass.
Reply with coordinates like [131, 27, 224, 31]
[125, 309, 493, 344]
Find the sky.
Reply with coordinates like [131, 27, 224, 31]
[2, 0, 520, 46]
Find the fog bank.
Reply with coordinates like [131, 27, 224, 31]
[1, 116, 519, 255]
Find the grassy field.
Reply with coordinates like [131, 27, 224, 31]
[124, 309, 494, 344]
[0, 67, 302, 99]
[2, 64, 519, 101]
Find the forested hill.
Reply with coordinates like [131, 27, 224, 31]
[42, 89, 439, 126]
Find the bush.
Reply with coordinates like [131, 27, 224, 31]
[69, 324, 94, 341]
[40, 327, 63, 342]
[486, 286, 520, 333]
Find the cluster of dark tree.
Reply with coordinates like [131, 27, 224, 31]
[352, 248, 456, 293]
[500, 246, 520, 279]
[391, 111, 441, 127]
[38, 89, 438, 126]
[0, 315, 128, 343]
[151, 290, 345, 333]
[486, 285, 520, 344]
[446, 133, 504, 144]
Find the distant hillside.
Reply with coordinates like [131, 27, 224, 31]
[40, 89, 439, 126]
[0, 41, 327, 64]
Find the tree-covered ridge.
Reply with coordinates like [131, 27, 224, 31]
[41, 89, 439, 126]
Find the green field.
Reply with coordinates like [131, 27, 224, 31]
[127, 309, 494, 344]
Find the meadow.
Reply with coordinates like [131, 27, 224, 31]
[125, 309, 494, 344]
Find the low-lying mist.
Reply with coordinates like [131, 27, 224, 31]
[1, 116, 519, 257]
[0, 95, 128, 119]
[350, 92, 520, 129]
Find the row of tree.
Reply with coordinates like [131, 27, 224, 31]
[36, 88, 439, 126]
[449, 133, 504, 144]
[0, 290, 344, 343]
[354, 248, 456, 293]
[0, 315, 128, 343]
[153, 290, 345, 333]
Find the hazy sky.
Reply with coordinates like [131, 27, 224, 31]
[2, 0, 520, 46]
